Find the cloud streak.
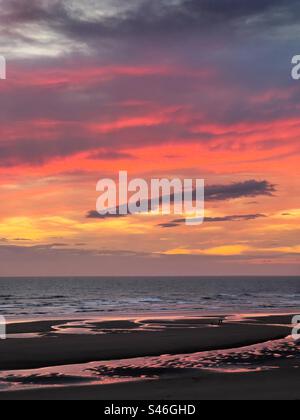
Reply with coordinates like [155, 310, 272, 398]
[205, 180, 276, 201]
[158, 214, 267, 228]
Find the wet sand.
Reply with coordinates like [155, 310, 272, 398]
[6, 320, 76, 335]
[0, 314, 297, 400]
[1, 364, 299, 400]
[247, 315, 296, 325]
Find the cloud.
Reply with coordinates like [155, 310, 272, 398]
[0, 242, 298, 277]
[88, 150, 136, 161]
[0, 135, 95, 167]
[86, 180, 275, 220]
[205, 214, 267, 222]
[159, 213, 267, 228]
[158, 223, 180, 229]
[3, 0, 299, 42]
[205, 180, 276, 201]
[1, 0, 299, 71]
[86, 210, 127, 220]
[165, 180, 276, 204]
[0, 242, 145, 257]
[2, 57, 299, 168]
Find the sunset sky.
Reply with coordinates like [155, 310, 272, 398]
[0, 0, 299, 276]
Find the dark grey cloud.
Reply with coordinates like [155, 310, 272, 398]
[1, 0, 64, 23]
[86, 210, 127, 220]
[157, 223, 179, 229]
[3, 0, 299, 41]
[159, 213, 267, 228]
[164, 180, 276, 204]
[205, 180, 276, 201]
[205, 214, 267, 222]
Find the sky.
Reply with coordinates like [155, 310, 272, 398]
[0, 0, 299, 276]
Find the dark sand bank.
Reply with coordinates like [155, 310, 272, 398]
[0, 323, 290, 371]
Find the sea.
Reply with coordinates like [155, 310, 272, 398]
[0, 276, 299, 319]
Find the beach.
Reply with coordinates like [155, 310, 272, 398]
[0, 313, 299, 400]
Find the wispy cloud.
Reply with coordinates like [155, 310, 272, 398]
[158, 214, 267, 228]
